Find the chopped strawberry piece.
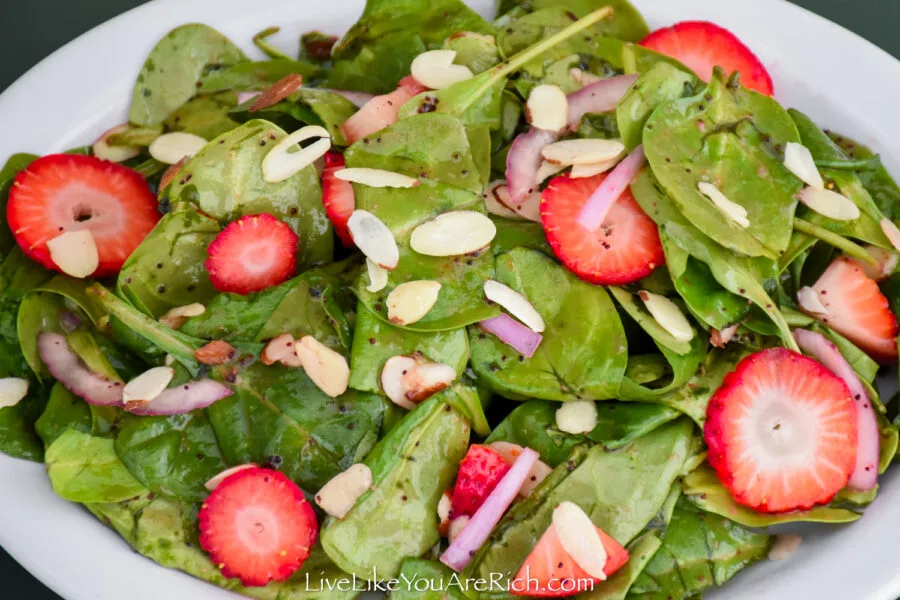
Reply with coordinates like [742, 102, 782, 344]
[199, 467, 317, 587]
[540, 173, 664, 285]
[511, 521, 629, 597]
[450, 444, 511, 518]
[808, 256, 899, 363]
[340, 76, 428, 145]
[640, 21, 774, 96]
[205, 213, 298, 294]
[7, 154, 160, 277]
[705, 347, 858, 513]
[321, 152, 355, 247]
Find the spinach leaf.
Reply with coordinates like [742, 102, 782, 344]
[445, 32, 500, 74]
[582, 532, 661, 600]
[496, 0, 650, 42]
[199, 59, 322, 93]
[392, 558, 468, 600]
[45, 429, 147, 502]
[163, 92, 239, 140]
[665, 249, 750, 330]
[0, 153, 37, 253]
[828, 131, 900, 221]
[489, 215, 553, 257]
[34, 383, 91, 447]
[617, 62, 696, 150]
[609, 287, 695, 355]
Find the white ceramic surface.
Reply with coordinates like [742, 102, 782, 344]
[1, 1, 898, 599]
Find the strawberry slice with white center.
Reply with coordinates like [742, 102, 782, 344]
[704, 347, 858, 513]
[7, 154, 160, 277]
[199, 467, 317, 587]
[321, 151, 355, 247]
[806, 256, 899, 364]
[340, 75, 427, 145]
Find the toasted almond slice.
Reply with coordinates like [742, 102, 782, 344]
[483, 280, 545, 333]
[697, 182, 750, 229]
[261, 333, 302, 367]
[315, 463, 372, 519]
[347, 210, 400, 270]
[410, 50, 474, 90]
[366, 258, 389, 293]
[205, 464, 258, 491]
[798, 187, 860, 221]
[555, 400, 598, 434]
[881, 219, 900, 252]
[0, 378, 29, 409]
[768, 533, 802, 561]
[710, 323, 739, 349]
[541, 139, 625, 166]
[570, 157, 620, 179]
[335, 167, 420, 188]
[194, 340, 237, 365]
[535, 160, 567, 185]
[47, 230, 99, 278]
[148, 132, 207, 165]
[410, 211, 497, 257]
[638, 291, 695, 342]
[526, 85, 569, 132]
[784, 142, 824, 190]
[448, 516, 469, 543]
[569, 68, 603, 87]
[381, 355, 419, 409]
[387, 281, 441, 325]
[159, 157, 188, 191]
[438, 490, 453, 526]
[261, 125, 331, 183]
[856, 245, 899, 281]
[405, 362, 456, 402]
[295, 336, 350, 398]
[552, 502, 608, 580]
[159, 302, 206, 329]
[488, 441, 551, 497]
[484, 181, 522, 219]
[249, 73, 304, 113]
[490, 181, 541, 222]
[123, 366, 175, 404]
[797, 286, 828, 317]
[93, 124, 141, 163]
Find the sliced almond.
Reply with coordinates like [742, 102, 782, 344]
[46, 230, 99, 278]
[797, 286, 828, 317]
[366, 258, 389, 293]
[483, 280, 545, 333]
[526, 85, 569, 132]
[710, 323, 739, 349]
[881, 219, 900, 252]
[387, 280, 441, 325]
[484, 181, 522, 219]
[555, 400, 598, 434]
[570, 157, 619, 179]
[295, 336, 350, 398]
[159, 303, 206, 329]
[122, 366, 175, 404]
[535, 160, 567, 185]
[315, 463, 372, 519]
[798, 187, 860, 221]
[148, 132, 207, 165]
[513, 191, 542, 223]
[697, 182, 750, 228]
[569, 68, 603, 87]
[448, 516, 470, 543]
[410, 211, 497, 257]
[0, 378, 29, 409]
[541, 139, 625, 166]
[552, 502, 608, 580]
[404, 362, 456, 402]
[335, 168, 420, 189]
[93, 124, 141, 163]
[164, 354, 176, 367]
[768, 533, 802, 561]
[249, 73, 304, 113]
[784, 142, 824, 190]
[638, 291, 694, 342]
[488, 441, 551, 497]
[204, 464, 257, 491]
[410, 50, 474, 90]
[347, 210, 400, 270]
[261, 333, 303, 367]
[194, 340, 237, 365]
[261, 125, 331, 183]
[381, 355, 419, 410]
[856, 244, 899, 281]
[438, 490, 452, 527]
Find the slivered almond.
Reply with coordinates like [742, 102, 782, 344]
[159, 302, 206, 329]
[570, 157, 619, 178]
[535, 160, 567, 185]
[448, 516, 469, 543]
[526, 85, 568, 132]
[381, 355, 419, 409]
[123, 366, 175, 404]
[881, 219, 900, 252]
[205, 464, 257, 491]
[387, 281, 441, 325]
[295, 336, 350, 398]
[784, 142, 824, 190]
[366, 258, 389, 293]
[438, 490, 453, 536]
[555, 400, 598, 434]
[711, 323, 739, 348]
[484, 181, 522, 219]
[552, 502, 608, 580]
[148, 132, 207, 165]
[315, 463, 372, 519]
[47, 230, 98, 278]
[483, 280, 545, 332]
[410, 211, 496, 257]
[798, 187, 860, 221]
[569, 68, 603, 87]
[410, 50, 474, 90]
[768, 533, 802, 561]
[0, 378, 29, 409]
[638, 291, 694, 342]
[488, 441, 551, 497]
[697, 182, 750, 228]
[249, 73, 304, 112]
[335, 167, 420, 188]
[797, 286, 828, 317]
[855, 245, 899, 281]
[93, 124, 141, 163]
[404, 362, 456, 402]
[194, 340, 237, 365]
[541, 139, 625, 166]
[261, 333, 302, 367]
[347, 210, 399, 270]
[261, 125, 331, 183]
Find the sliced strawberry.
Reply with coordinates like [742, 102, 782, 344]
[340, 75, 428, 145]
[198, 467, 317, 587]
[7, 154, 160, 277]
[450, 444, 511, 518]
[809, 256, 899, 363]
[640, 21, 774, 96]
[205, 213, 299, 294]
[511, 521, 629, 597]
[540, 173, 664, 285]
[705, 347, 858, 513]
[321, 152, 355, 247]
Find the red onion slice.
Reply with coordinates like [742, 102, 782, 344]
[326, 89, 376, 107]
[441, 447, 539, 571]
[236, 91, 261, 104]
[566, 74, 638, 130]
[480, 314, 543, 358]
[37, 332, 123, 406]
[125, 378, 233, 416]
[576, 144, 645, 232]
[506, 128, 560, 207]
[793, 328, 880, 490]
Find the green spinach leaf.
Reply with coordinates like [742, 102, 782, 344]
[46, 429, 147, 502]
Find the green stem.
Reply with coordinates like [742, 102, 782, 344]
[253, 27, 290, 60]
[815, 156, 881, 171]
[132, 158, 167, 179]
[621, 44, 638, 75]
[793, 218, 878, 265]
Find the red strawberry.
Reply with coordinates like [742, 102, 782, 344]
[704, 347, 858, 513]
[450, 444, 511, 518]
[321, 152, 355, 247]
[640, 21, 774, 96]
[205, 213, 299, 294]
[808, 256, 899, 363]
[511, 521, 629, 597]
[340, 75, 428, 145]
[7, 154, 160, 277]
[199, 467, 317, 587]
[540, 173, 664, 285]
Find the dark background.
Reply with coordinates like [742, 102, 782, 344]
[1, 0, 899, 597]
